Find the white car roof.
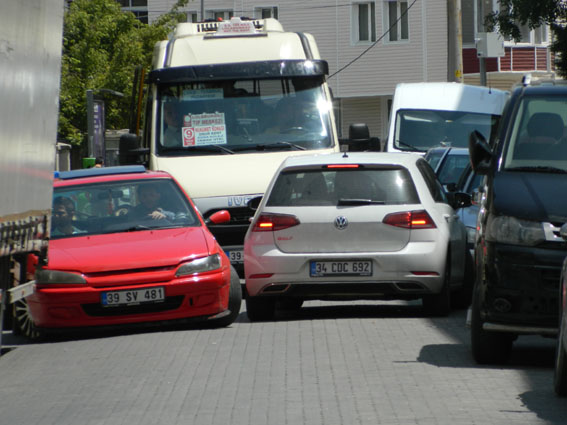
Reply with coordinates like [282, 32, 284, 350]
[278, 152, 424, 169]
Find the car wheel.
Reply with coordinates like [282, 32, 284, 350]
[470, 285, 513, 364]
[422, 254, 451, 317]
[214, 266, 242, 327]
[451, 250, 474, 309]
[279, 298, 303, 311]
[245, 296, 276, 322]
[554, 321, 567, 397]
[12, 298, 41, 340]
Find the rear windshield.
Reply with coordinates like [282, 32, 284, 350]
[266, 167, 419, 206]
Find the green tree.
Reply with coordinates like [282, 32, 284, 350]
[484, 0, 567, 77]
[58, 0, 188, 148]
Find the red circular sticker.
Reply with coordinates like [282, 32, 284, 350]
[183, 127, 195, 146]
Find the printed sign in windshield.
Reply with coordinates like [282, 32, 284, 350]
[182, 112, 227, 146]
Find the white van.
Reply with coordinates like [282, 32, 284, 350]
[386, 82, 509, 153]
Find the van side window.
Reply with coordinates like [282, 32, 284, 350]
[416, 159, 447, 203]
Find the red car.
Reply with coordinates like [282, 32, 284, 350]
[16, 166, 241, 338]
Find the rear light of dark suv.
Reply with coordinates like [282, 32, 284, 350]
[252, 213, 301, 232]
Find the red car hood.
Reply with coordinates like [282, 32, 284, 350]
[47, 227, 211, 274]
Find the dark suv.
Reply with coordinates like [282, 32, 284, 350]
[469, 80, 567, 364]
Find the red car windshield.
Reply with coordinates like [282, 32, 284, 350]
[51, 179, 200, 238]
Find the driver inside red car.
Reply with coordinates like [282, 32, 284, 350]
[131, 184, 175, 221]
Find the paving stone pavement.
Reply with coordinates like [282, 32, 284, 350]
[0, 300, 565, 425]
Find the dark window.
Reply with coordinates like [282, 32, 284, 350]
[417, 159, 447, 203]
[267, 167, 419, 206]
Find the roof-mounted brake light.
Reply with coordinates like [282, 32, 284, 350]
[325, 164, 360, 169]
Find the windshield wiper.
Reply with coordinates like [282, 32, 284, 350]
[337, 198, 385, 206]
[395, 140, 425, 152]
[234, 141, 306, 152]
[121, 225, 153, 232]
[161, 145, 235, 155]
[506, 166, 567, 174]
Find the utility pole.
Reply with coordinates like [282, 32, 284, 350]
[478, 0, 487, 86]
[447, 0, 464, 83]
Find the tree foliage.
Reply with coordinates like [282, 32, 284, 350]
[485, 0, 567, 77]
[58, 0, 188, 147]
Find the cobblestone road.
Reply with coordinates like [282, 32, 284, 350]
[1, 301, 565, 425]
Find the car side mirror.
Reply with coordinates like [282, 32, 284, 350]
[206, 210, 231, 225]
[247, 196, 263, 211]
[468, 130, 492, 175]
[339, 123, 381, 152]
[445, 182, 457, 193]
[448, 192, 472, 210]
[119, 133, 148, 165]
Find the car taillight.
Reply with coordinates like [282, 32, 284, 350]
[383, 210, 436, 229]
[252, 214, 300, 232]
[325, 164, 360, 169]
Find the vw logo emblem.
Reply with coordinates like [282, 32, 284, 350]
[334, 216, 348, 230]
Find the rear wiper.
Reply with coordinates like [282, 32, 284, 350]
[506, 166, 567, 174]
[395, 140, 425, 152]
[338, 198, 385, 206]
[234, 142, 306, 152]
[161, 145, 235, 154]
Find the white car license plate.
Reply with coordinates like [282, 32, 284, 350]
[310, 260, 372, 277]
[226, 249, 244, 263]
[101, 286, 165, 307]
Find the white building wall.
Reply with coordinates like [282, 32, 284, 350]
[339, 97, 382, 140]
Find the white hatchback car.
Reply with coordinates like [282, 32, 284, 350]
[244, 152, 472, 321]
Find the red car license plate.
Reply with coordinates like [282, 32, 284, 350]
[102, 286, 165, 307]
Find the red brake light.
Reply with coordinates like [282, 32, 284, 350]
[325, 164, 360, 169]
[383, 210, 436, 229]
[253, 214, 300, 232]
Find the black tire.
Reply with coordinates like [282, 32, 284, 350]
[279, 298, 303, 311]
[554, 322, 567, 397]
[215, 267, 242, 328]
[422, 254, 451, 317]
[470, 285, 513, 364]
[452, 250, 474, 309]
[12, 298, 42, 340]
[246, 296, 276, 322]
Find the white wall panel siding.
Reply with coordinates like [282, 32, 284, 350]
[340, 97, 382, 141]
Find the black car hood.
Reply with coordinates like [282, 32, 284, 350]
[493, 171, 567, 223]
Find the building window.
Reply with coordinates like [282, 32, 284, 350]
[353, 2, 376, 43]
[385, 0, 408, 42]
[495, 2, 548, 45]
[461, 0, 475, 45]
[118, 0, 148, 24]
[255, 6, 278, 19]
[206, 10, 234, 21]
[118, 0, 147, 6]
[187, 12, 198, 23]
